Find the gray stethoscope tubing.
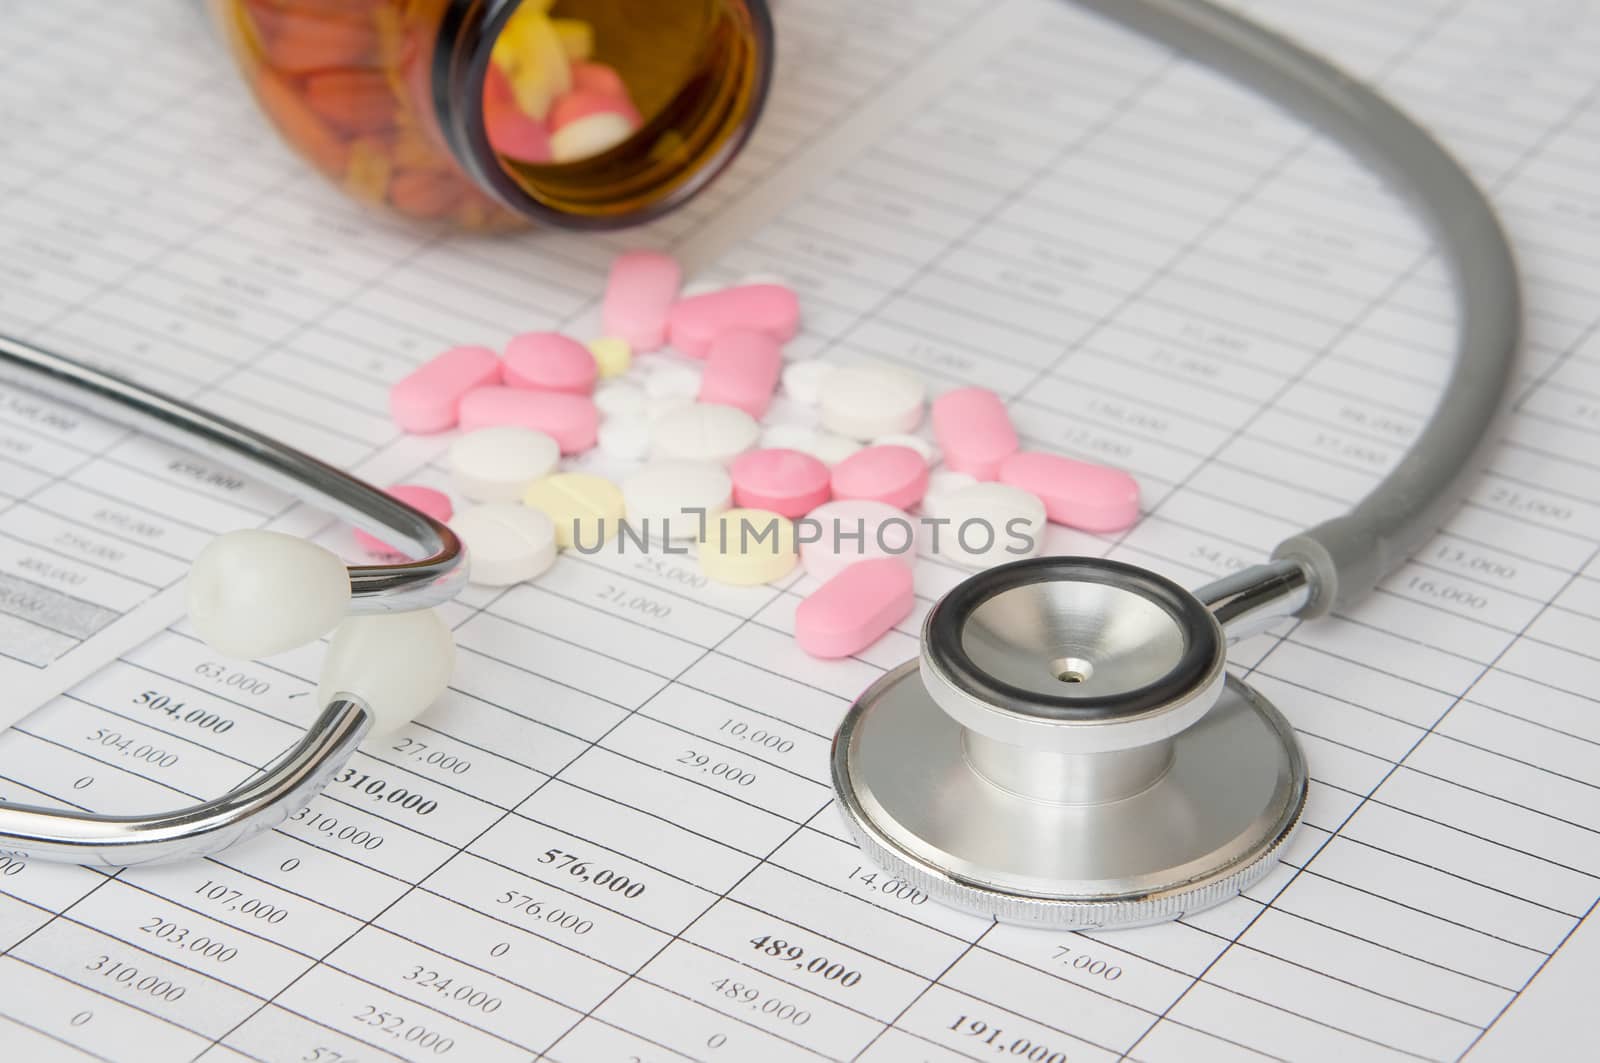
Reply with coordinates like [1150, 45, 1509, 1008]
[0, 337, 467, 866]
[0, 0, 1517, 878]
[1081, 0, 1520, 622]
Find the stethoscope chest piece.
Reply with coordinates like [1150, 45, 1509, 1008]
[830, 557, 1307, 929]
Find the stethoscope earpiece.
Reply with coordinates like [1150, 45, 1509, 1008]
[186, 530, 353, 660]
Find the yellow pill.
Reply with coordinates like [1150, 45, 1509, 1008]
[699, 508, 797, 586]
[523, 473, 624, 550]
[552, 18, 594, 61]
[588, 336, 632, 378]
[506, 16, 572, 120]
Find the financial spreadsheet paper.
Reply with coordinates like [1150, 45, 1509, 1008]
[1, 0, 1597, 1060]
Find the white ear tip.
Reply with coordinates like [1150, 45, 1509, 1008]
[186, 530, 350, 659]
[317, 609, 455, 736]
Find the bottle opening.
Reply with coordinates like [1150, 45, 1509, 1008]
[467, 0, 772, 226]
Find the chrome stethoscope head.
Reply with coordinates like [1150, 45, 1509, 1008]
[831, 556, 1309, 929]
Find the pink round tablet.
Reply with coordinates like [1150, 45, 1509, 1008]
[504, 332, 598, 395]
[830, 445, 929, 510]
[932, 387, 1018, 480]
[549, 91, 641, 132]
[999, 450, 1141, 532]
[389, 345, 502, 434]
[458, 386, 599, 454]
[486, 102, 551, 163]
[355, 484, 453, 554]
[730, 448, 831, 518]
[796, 557, 915, 659]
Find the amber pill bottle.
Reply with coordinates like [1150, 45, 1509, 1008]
[209, 0, 774, 230]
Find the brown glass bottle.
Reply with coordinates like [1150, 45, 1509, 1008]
[209, 0, 773, 230]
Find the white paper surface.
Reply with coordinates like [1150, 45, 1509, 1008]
[2, 0, 1599, 1059]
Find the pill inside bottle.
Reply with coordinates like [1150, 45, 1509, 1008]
[210, 0, 773, 229]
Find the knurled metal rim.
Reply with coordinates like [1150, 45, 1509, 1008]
[829, 678, 1309, 930]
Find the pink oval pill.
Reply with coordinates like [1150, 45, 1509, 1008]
[355, 484, 453, 554]
[389, 346, 502, 433]
[458, 386, 599, 454]
[830, 445, 929, 510]
[699, 328, 782, 418]
[932, 387, 1018, 480]
[999, 450, 1141, 532]
[504, 332, 598, 395]
[486, 102, 552, 163]
[571, 61, 629, 100]
[729, 448, 831, 518]
[796, 558, 915, 659]
[549, 91, 641, 131]
[667, 284, 800, 358]
[603, 250, 682, 353]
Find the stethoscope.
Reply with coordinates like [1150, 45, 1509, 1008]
[0, 0, 1518, 931]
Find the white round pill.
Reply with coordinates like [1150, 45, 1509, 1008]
[931, 483, 1046, 570]
[646, 363, 703, 400]
[647, 396, 694, 424]
[450, 503, 557, 586]
[679, 280, 721, 299]
[622, 460, 732, 542]
[807, 432, 862, 466]
[923, 470, 978, 515]
[651, 403, 760, 465]
[598, 417, 651, 461]
[594, 379, 647, 418]
[760, 424, 818, 451]
[449, 426, 560, 503]
[819, 364, 925, 440]
[782, 360, 834, 406]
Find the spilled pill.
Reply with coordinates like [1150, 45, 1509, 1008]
[588, 336, 632, 378]
[390, 346, 501, 433]
[523, 472, 625, 549]
[699, 508, 797, 586]
[930, 482, 1046, 570]
[796, 558, 915, 659]
[458, 386, 599, 454]
[667, 284, 801, 357]
[800, 499, 918, 582]
[699, 328, 782, 418]
[622, 460, 732, 540]
[504, 332, 598, 394]
[819, 364, 924, 440]
[651, 403, 760, 465]
[449, 426, 561, 502]
[999, 451, 1141, 532]
[782, 360, 833, 405]
[932, 387, 1017, 480]
[830, 445, 929, 510]
[603, 250, 682, 352]
[451, 503, 557, 586]
[730, 448, 831, 518]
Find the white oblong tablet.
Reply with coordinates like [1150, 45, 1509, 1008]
[598, 417, 651, 460]
[650, 402, 760, 465]
[449, 426, 561, 503]
[622, 459, 733, 542]
[932, 482, 1046, 570]
[450, 503, 557, 586]
[782, 360, 834, 405]
[819, 364, 925, 440]
[594, 379, 647, 418]
[923, 470, 978, 515]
